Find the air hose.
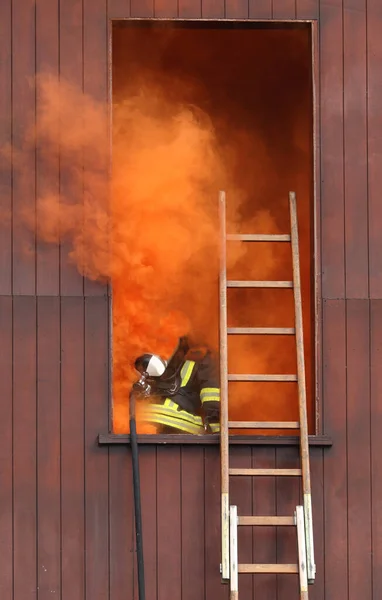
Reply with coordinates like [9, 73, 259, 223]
[129, 389, 145, 600]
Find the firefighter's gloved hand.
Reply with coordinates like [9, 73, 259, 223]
[203, 421, 212, 434]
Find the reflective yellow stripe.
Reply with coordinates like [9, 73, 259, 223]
[201, 397, 220, 404]
[201, 387, 220, 404]
[210, 422, 220, 433]
[146, 414, 202, 434]
[140, 411, 203, 434]
[201, 388, 220, 403]
[201, 387, 220, 395]
[144, 404, 203, 426]
[180, 360, 195, 387]
[164, 398, 177, 409]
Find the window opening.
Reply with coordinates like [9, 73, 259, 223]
[111, 21, 315, 436]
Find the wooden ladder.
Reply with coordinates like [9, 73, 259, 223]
[219, 191, 316, 600]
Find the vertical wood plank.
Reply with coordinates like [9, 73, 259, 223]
[204, 447, 228, 600]
[13, 296, 37, 599]
[59, 0, 85, 296]
[309, 448, 324, 600]
[83, 0, 109, 297]
[35, 0, 60, 295]
[178, 0, 202, 17]
[230, 447, 253, 600]
[225, 0, 249, 18]
[367, 0, 382, 298]
[108, 0, 131, 17]
[181, 447, 205, 600]
[296, 0, 318, 19]
[155, 0, 178, 17]
[346, 300, 372, 600]
[275, 446, 300, 600]
[252, 448, 277, 600]
[249, 0, 272, 18]
[320, 0, 345, 299]
[322, 299, 348, 600]
[139, 447, 158, 600]
[131, 0, 155, 17]
[109, 446, 134, 600]
[0, 0, 12, 295]
[201, 0, 225, 18]
[61, 297, 85, 600]
[12, 0, 36, 295]
[272, 0, 296, 18]
[84, 296, 110, 600]
[157, 447, 182, 600]
[37, 297, 61, 598]
[0, 297, 13, 600]
[343, 0, 368, 298]
[370, 300, 382, 599]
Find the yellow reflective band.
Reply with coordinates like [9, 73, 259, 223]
[146, 415, 202, 434]
[143, 403, 203, 426]
[209, 422, 220, 433]
[164, 398, 177, 409]
[180, 360, 195, 387]
[140, 412, 203, 434]
[200, 387, 220, 395]
[200, 388, 220, 404]
[201, 396, 220, 404]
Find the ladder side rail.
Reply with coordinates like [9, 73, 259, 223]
[296, 506, 309, 600]
[229, 506, 239, 600]
[289, 191, 316, 583]
[219, 191, 230, 581]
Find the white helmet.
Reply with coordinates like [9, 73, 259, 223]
[134, 353, 167, 378]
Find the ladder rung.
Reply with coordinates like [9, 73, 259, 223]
[227, 327, 295, 335]
[238, 564, 299, 574]
[228, 421, 300, 429]
[229, 468, 302, 476]
[228, 374, 297, 382]
[226, 234, 291, 242]
[227, 280, 293, 288]
[238, 516, 295, 526]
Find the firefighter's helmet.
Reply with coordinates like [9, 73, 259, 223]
[133, 337, 190, 398]
[134, 353, 167, 378]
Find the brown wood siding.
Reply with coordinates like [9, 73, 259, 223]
[368, 3, 382, 298]
[371, 300, 382, 599]
[0, 1, 380, 599]
[59, 0, 86, 296]
[35, 0, 60, 295]
[61, 297, 85, 600]
[0, 0, 12, 295]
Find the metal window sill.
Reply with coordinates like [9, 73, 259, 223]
[98, 433, 332, 446]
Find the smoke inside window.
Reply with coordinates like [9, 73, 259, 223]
[111, 22, 315, 436]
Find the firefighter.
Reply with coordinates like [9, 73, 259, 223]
[131, 336, 220, 435]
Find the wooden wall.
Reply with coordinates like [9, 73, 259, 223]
[0, 0, 381, 599]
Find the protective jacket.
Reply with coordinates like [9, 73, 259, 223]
[138, 348, 220, 435]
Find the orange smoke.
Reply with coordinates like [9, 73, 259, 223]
[5, 24, 315, 435]
[112, 86, 224, 430]
[27, 74, 224, 433]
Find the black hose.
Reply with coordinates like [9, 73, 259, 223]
[129, 391, 145, 600]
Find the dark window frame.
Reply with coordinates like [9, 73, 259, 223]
[102, 18, 329, 446]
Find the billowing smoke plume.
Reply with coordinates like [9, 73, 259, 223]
[29, 74, 224, 433]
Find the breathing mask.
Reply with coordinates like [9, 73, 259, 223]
[132, 336, 190, 399]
